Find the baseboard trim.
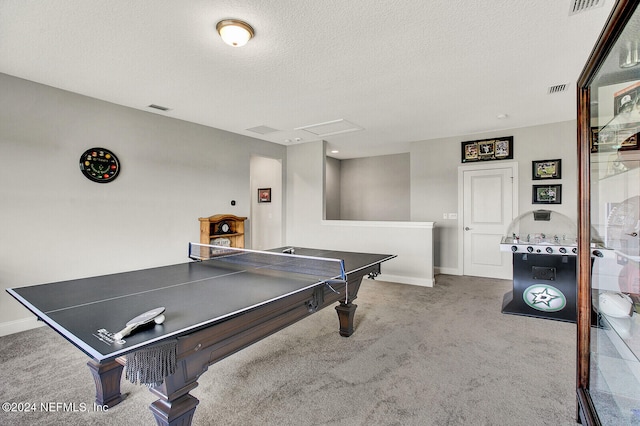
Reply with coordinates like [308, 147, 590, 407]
[436, 267, 461, 276]
[370, 274, 435, 288]
[0, 316, 44, 337]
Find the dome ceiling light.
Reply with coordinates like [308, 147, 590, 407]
[216, 19, 254, 47]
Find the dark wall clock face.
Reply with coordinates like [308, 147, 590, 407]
[79, 148, 120, 183]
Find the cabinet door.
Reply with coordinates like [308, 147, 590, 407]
[578, 2, 640, 424]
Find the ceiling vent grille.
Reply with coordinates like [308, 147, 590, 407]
[295, 119, 364, 137]
[569, 0, 604, 15]
[548, 84, 569, 94]
[246, 125, 280, 135]
[148, 104, 171, 111]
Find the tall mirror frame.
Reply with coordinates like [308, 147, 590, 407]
[577, 0, 640, 424]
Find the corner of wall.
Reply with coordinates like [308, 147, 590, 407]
[0, 316, 44, 337]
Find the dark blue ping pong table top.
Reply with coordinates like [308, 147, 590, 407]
[7, 247, 394, 362]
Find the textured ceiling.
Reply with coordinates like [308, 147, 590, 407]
[0, 0, 615, 158]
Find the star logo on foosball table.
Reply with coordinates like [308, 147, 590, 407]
[523, 284, 566, 313]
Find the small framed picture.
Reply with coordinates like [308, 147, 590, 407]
[532, 159, 561, 180]
[532, 184, 562, 204]
[258, 188, 271, 203]
[463, 143, 478, 161]
[461, 136, 513, 163]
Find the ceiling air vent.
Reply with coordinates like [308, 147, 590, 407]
[295, 119, 364, 137]
[548, 84, 569, 94]
[246, 125, 280, 135]
[569, 0, 604, 15]
[148, 104, 171, 111]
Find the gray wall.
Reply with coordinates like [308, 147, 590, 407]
[250, 155, 284, 250]
[0, 73, 285, 327]
[0, 71, 579, 328]
[324, 156, 341, 220]
[410, 121, 577, 272]
[323, 122, 576, 272]
[325, 153, 410, 221]
[287, 141, 435, 287]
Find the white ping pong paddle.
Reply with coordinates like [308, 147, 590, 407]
[114, 307, 166, 340]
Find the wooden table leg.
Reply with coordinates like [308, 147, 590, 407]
[149, 393, 199, 426]
[334, 275, 366, 337]
[86, 359, 124, 408]
[335, 302, 358, 337]
[149, 365, 200, 426]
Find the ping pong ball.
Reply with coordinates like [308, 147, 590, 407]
[154, 315, 165, 325]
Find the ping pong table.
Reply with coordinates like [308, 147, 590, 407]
[7, 243, 395, 426]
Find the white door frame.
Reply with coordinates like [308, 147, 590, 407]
[456, 161, 518, 276]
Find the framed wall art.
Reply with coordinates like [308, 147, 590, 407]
[591, 125, 640, 152]
[258, 188, 271, 203]
[532, 159, 561, 180]
[532, 184, 561, 204]
[461, 136, 513, 163]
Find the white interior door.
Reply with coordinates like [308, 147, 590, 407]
[461, 164, 516, 279]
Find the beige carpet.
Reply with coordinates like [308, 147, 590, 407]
[0, 275, 577, 425]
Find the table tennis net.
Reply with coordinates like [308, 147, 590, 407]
[189, 243, 346, 282]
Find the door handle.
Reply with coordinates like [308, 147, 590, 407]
[465, 227, 471, 231]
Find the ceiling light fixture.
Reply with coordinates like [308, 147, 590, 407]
[216, 19, 254, 47]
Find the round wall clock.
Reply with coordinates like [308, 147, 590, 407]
[79, 148, 120, 183]
[217, 221, 231, 234]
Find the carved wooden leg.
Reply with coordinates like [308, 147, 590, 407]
[334, 275, 366, 337]
[335, 302, 358, 337]
[149, 367, 200, 426]
[149, 393, 199, 426]
[87, 359, 124, 408]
